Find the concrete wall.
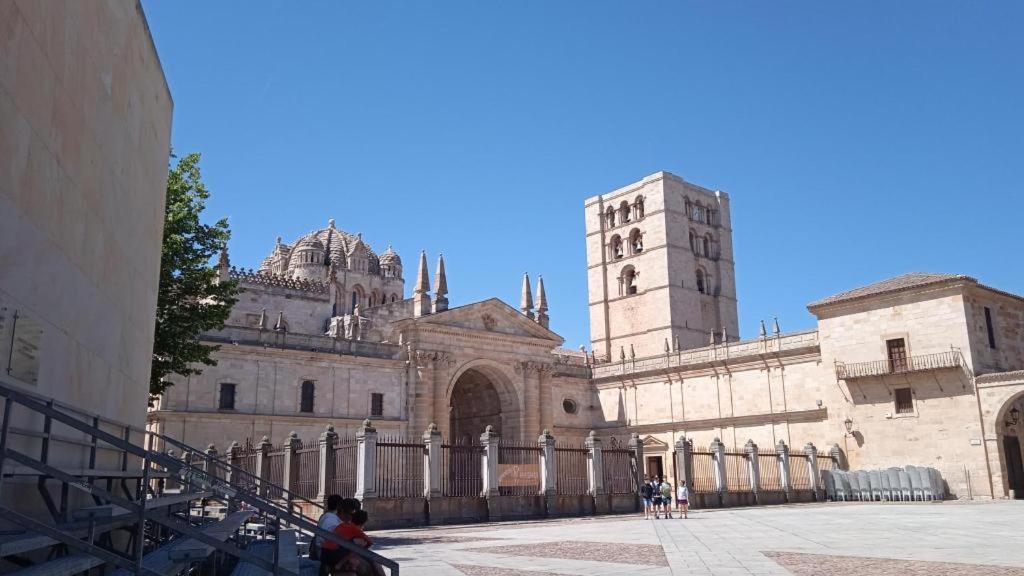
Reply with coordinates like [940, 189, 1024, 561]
[0, 0, 171, 434]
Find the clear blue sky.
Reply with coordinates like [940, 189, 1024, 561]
[142, 1, 1023, 350]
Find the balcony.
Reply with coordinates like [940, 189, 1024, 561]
[834, 350, 963, 380]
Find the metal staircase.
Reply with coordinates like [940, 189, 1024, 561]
[0, 377, 399, 575]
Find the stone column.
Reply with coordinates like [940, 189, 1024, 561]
[674, 437, 694, 492]
[224, 442, 241, 484]
[203, 444, 218, 479]
[777, 439, 792, 502]
[317, 425, 337, 504]
[423, 423, 442, 499]
[282, 431, 301, 498]
[829, 443, 847, 470]
[537, 365, 554, 435]
[745, 439, 760, 502]
[585, 431, 604, 496]
[255, 436, 273, 498]
[628, 433, 643, 511]
[538, 429, 556, 497]
[804, 442, 820, 501]
[517, 362, 541, 440]
[355, 420, 378, 501]
[480, 425, 500, 498]
[711, 437, 728, 506]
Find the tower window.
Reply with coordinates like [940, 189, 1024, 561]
[371, 393, 384, 417]
[696, 269, 706, 294]
[622, 266, 637, 295]
[619, 201, 631, 223]
[984, 306, 997, 349]
[629, 229, 643, 254]
[300, 380, 315, 413]
[634, 196, 645, 219]
[218, 383, 236, 411]
[610, 235, 623, 259]
[605, 207, 615, 228]
[894, 387, 913, 414]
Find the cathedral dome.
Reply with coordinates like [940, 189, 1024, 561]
[379, 245, 401, 266]
[267, 219, 392, 279]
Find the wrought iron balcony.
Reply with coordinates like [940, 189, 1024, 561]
[834, 350, 963, 380]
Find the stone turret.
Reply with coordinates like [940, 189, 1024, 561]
[521, 272, 534, 319]
[535, 275, 549, 328]
[413, 251, 432, 317]
[433, 254, 448, 313]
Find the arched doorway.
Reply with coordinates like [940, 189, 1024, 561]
[449, 368, 503, 445]
[998, 395, 1024, 499]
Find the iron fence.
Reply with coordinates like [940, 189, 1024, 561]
[757, 450, 783, 492]
[331, 437, 357, 498]
[375, 435, 425, 498]
[232, 440, 259, 493]
[555, 443, 589, 495]
[602, 447, 636, 494]
[442, 439, 483, 497]
[264, 444, 286, 499]
[294, 440, 320, 499]
[789, 453, 813, 490]
[835, 350, 961, 379]
[497, 439, 541, 496]
[691, 449, 717, 493]
[724, 451, 752, 492]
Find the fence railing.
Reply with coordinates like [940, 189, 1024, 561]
[294, 440, 320, 499]
[835, 350, 962, 379]
[264, 444, 286, 499]
[497, 440, 541, 496]
[724, 451, 751, 492]
[332, 438, 357, 499]
[758, 450, 783, 492]
[442, 440, 483, 497]
[602, 447, 637, 494]
[691, 450, 717, 493]
[555, 443, 590, 496]
[375, 435, 424, 499]
[789, 453, 813, 490]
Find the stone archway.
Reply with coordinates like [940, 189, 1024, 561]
[447, 362, 521, 444]
[994, 391, 1024, 499]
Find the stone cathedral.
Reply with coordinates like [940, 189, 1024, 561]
[150, 171, 1024, 501]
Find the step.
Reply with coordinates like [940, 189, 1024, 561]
[231, 533, 301, 576]
[110, 510, 253, 576]
[0, 514, 134, 558]
[6, 553, 104, 576]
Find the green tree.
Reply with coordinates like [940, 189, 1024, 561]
[151, 153, 238, 403]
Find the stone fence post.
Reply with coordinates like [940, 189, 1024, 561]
[282, 431, 301, 498]
[829, 443, 847, 470]
[777, 439, 792, 502]
[203, 444, 218, 479]
[745, 439, 760, 501]
[711, 437, 728, 506]
[538, 429, 556, 497]
[480, 425, 500, 498]
[355, 420, 378, 501]
[423, 423, 442, 498]
[804, 442, 820, 501]
[224, 441, 241, 484]
[317, 425, 337, 504]
[585, 431, 604, 496]
[674, 437, 694, 493]
[255, 436, 272, 498]
[628, 433, 644, 511]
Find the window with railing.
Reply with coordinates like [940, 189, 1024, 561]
[887, 338, 908, 372]
[371, 392, 384, 417]
[894, 387, 914, 414]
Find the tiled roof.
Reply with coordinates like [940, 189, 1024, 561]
[807, 273, 975, 309]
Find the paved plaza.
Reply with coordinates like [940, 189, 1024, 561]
[371, 501, 1024, 575]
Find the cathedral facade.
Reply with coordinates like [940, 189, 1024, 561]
[149, 171, 1024, 501]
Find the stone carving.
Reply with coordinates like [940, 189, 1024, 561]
[412, 349, 456, 368]
[482, 313, 497, 331]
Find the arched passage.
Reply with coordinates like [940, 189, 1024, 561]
[994, 390, 1024, 499]
[449, 368, 502, 444]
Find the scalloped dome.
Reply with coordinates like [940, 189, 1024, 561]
[379, 244, 401, 266]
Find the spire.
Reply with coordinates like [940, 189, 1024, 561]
[759, 319, 767, 338]
[721, 326, 728, 343]
[217, 245, 230, 283]
[664, 338, 670, 354]
[433, 254, 449, 313]
[274, 311, 286, 332]
[520, 272, 534, 319]
[413, 250, 432, 317]
[258, 308, 266, 330]
[629, 344, 635, 359]
[535, 275, 549, 328]
[773, 317, 781, 335]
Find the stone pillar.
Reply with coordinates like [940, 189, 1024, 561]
[829, 443, 847, 470]
[317, 425, 338, 504]
[777, 439, 792, 502]
[203, 444, 218, 479]
[674, 437, 694, 492]
[804, 442, 821, 501]
[423, 423, 442, 498]
[224, 441, 241, 484]
[710, 437, 728, 505]
[628, 433, 643, 511]
[538, 429, 556, 497]
[745, 439, 760, 502]
[255, 436, 273, 498]
[355, 420, 378, 501]
[282, 431, 301, 498]
[480, 425, 500, 498]
[585, 431, 604, 496]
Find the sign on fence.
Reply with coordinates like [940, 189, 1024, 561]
[499, 463, 539, 487]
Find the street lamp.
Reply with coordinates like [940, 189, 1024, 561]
[1007, 407, 1020, 427]
[843, 417, 854, 436]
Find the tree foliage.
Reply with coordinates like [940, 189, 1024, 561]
[151, 153, 238, 403]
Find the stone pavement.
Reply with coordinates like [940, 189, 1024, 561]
[370, 501, 1024, 575]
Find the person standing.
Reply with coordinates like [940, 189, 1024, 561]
[660, 479, 673, 519]
[651, 477, 664, 518]
[676, 480, 689, 519]
[640, 475, 655, 519]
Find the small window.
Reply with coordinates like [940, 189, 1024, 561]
[218, 383, 236, 411]
[370, 392, 384, 417]
[611, 235, 623, 259]
[300, 380, 315, 413]
[562, 398, 578, 414]
[984, 307, 997, 349]
[605, 207, 615, 228]
[622, 266, 637, 295]
[696, 269, 706, 294]
[894, 387, 913, 414]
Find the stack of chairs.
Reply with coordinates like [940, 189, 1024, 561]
[821, 466, 946, 502]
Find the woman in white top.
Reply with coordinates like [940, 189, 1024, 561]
[676, 481, 689, 519]
[315, 494, 343, 575]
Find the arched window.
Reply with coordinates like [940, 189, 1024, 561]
[300, 380, 315, 413]
[619, 200, 631, 223]
[696, 269, 706, 294]
[689, 230, 697, 253]
[351, 291, 358, 312]
[634, 196, 645, 219]
[684, 197, 692, 219]
[610, 235, 624, 259]
[629, 229, 643, 254]
[705, 233, 715, 259]
[692, 202, 705, 223]
[702, 236, 710, 258]
[391, 294, 398, 303]
[605, 207, 616, 228]
[622, 265, 637, 295]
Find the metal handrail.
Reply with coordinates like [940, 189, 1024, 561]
[0, 380, 398, 575]
[835, 350, 963, 380]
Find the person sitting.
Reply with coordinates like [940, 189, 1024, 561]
[332, 510, 383, 576]
[313, 495, 342, 575]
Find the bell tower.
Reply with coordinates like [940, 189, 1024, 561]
[584, 171, 739, 361]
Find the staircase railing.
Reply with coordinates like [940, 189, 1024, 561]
[0, 377, 399, 575]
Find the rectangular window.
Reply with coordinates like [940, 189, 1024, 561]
[218, 383, 236, 411]
[984, 306, 997, 349]
[370, 393, 384, 417]
[300, 380, 315, 413]
[894, 387, 914, 415]
[886, 338, 908, 373]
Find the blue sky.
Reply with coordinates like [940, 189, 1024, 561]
[142, 1, 1023, 350]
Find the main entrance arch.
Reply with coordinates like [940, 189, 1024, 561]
[448, 362, 520, 444]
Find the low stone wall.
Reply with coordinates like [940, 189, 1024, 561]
[546, 494, 595, 517]
[788, 489, 817, 503]
[427, 496, 488, 525]
[607, 493, 639, 514]
[486, 495, 546, 522]
[689, 492, 722, 509]
[362, 498, 428, 530]
[755, 490, 788, 506]
[723, 492, 757, 507]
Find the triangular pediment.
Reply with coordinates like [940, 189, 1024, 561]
[403, 298, 563, 344]
[642, 435, 669, 451]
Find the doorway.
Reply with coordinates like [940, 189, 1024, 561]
[646, 455, 664, 480]
[1004, 436, 1024, 499]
